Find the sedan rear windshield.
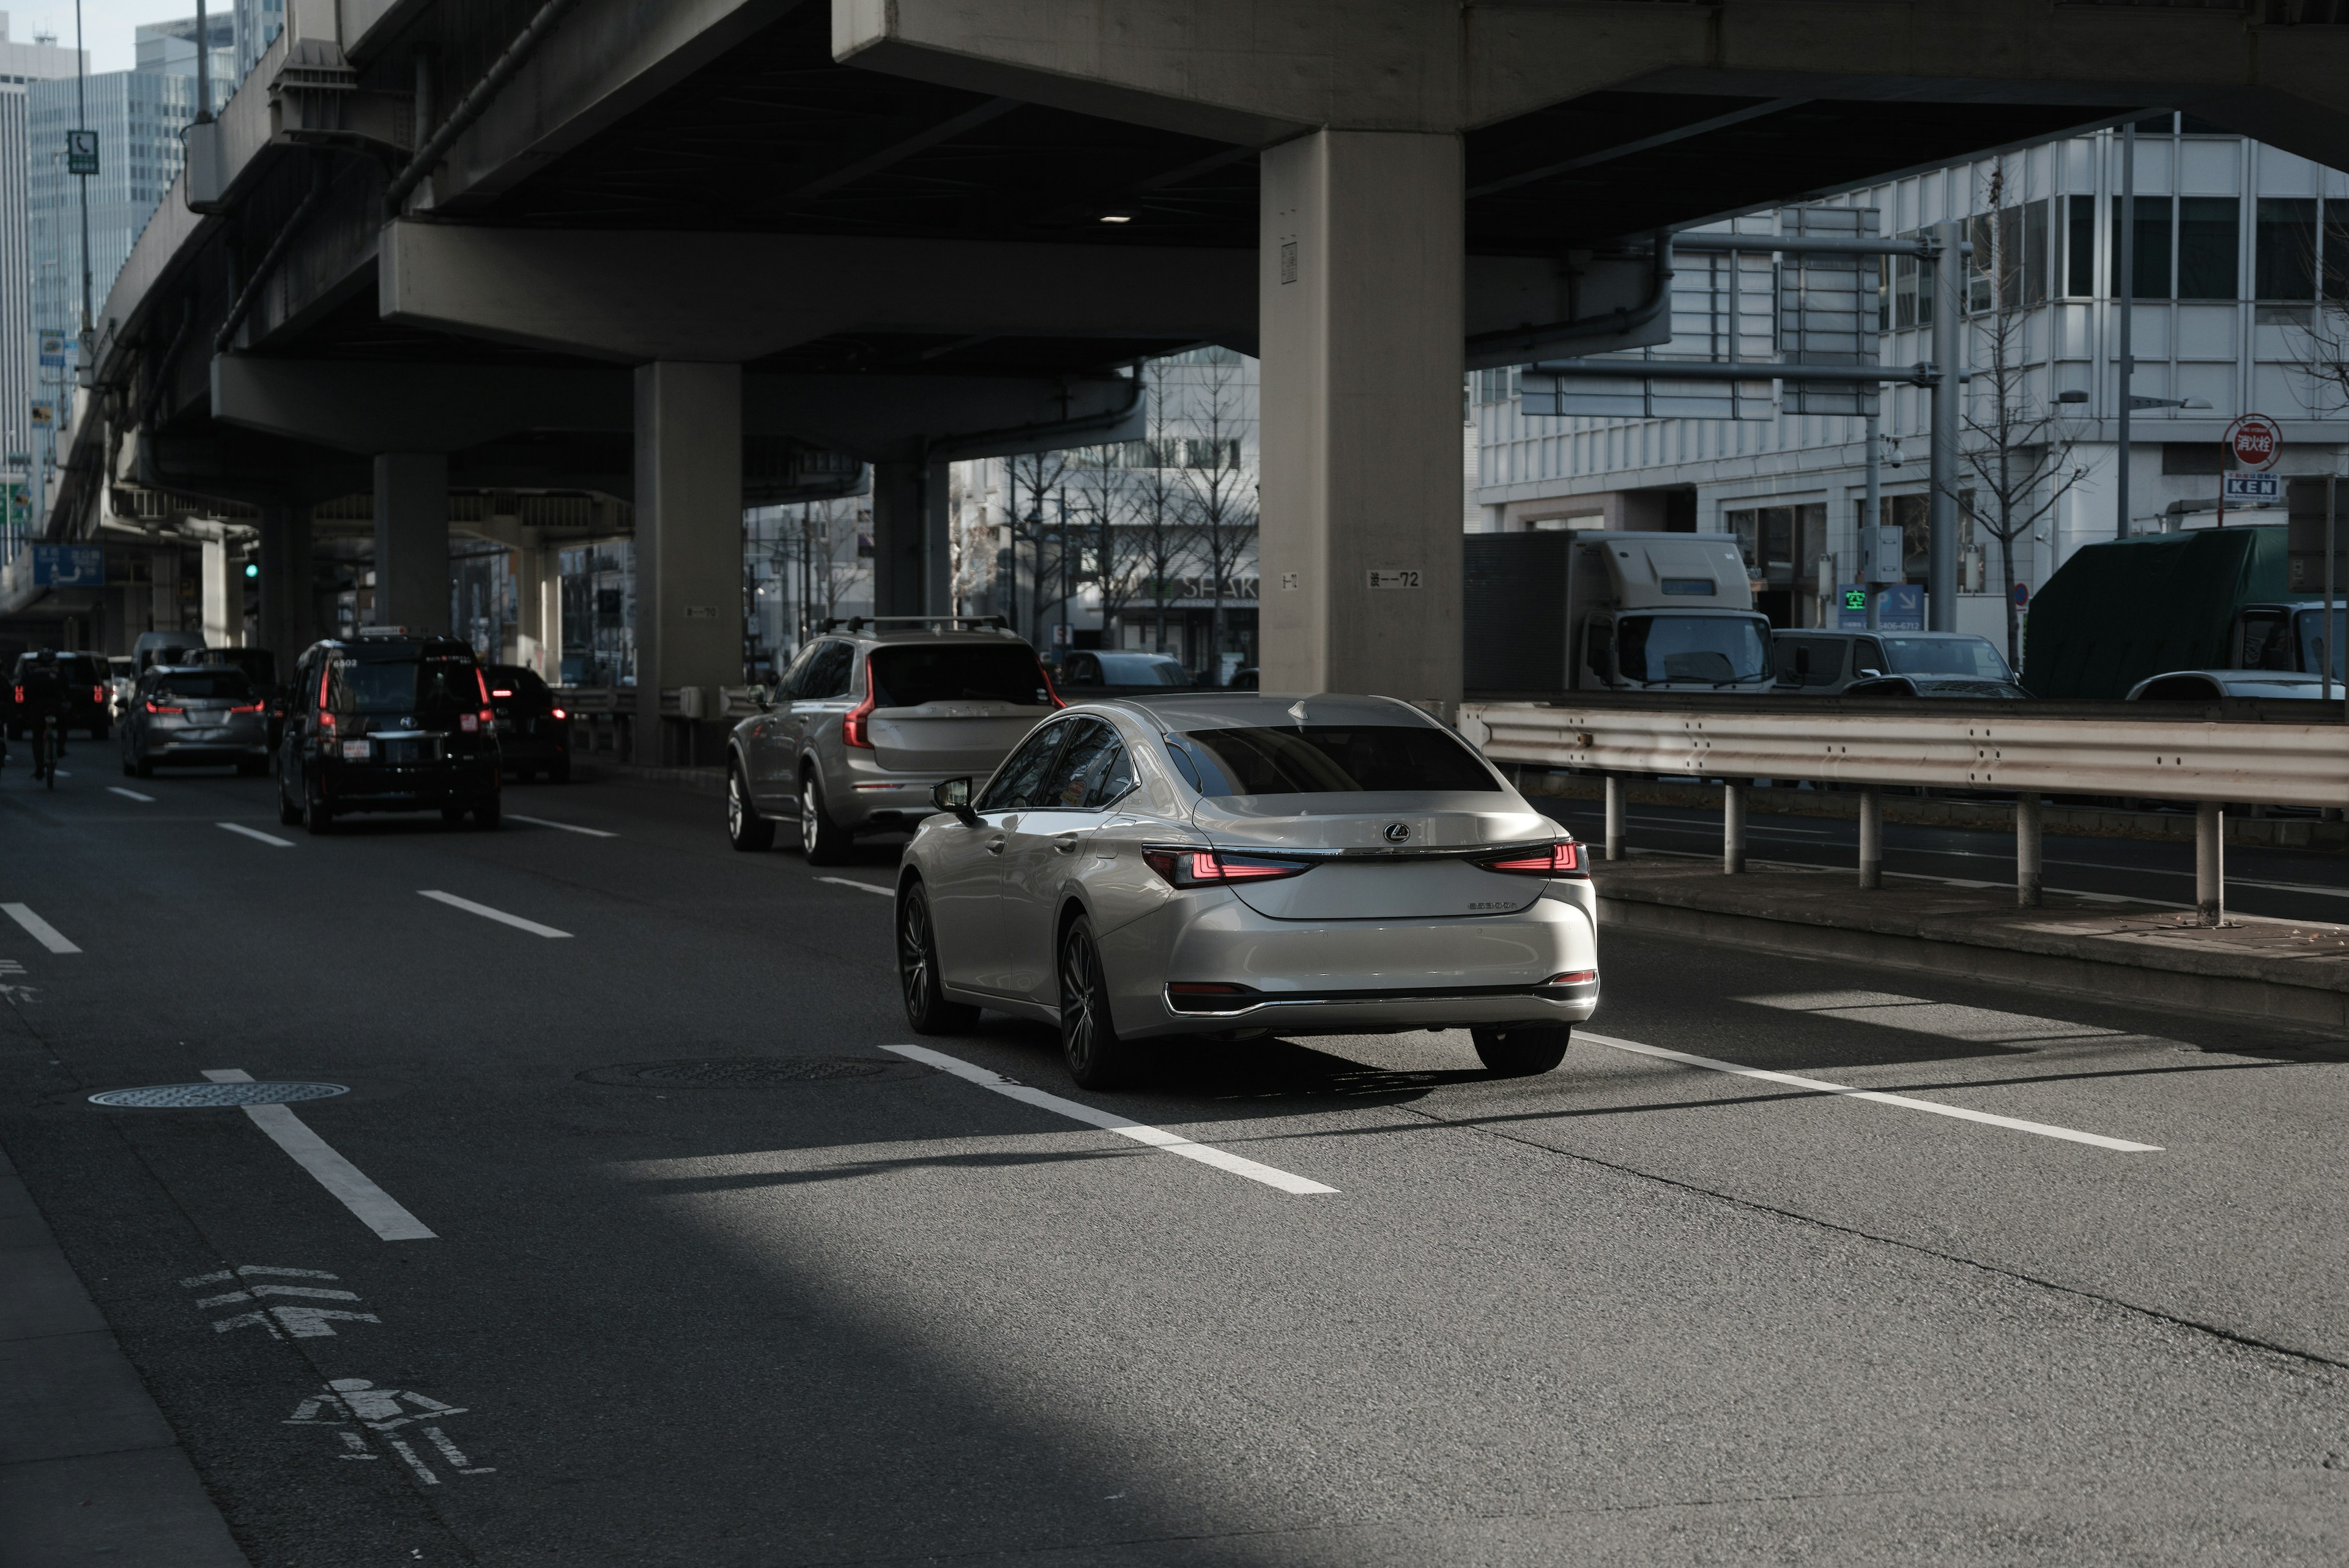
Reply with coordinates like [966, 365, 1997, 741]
[157, 671, 256, 701]
[328, 658, 484, 714]
[1176, 724, 1499, 796]
[869, 645, 1052, 707]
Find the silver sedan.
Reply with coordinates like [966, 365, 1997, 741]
[895, 693, 1599, 1088]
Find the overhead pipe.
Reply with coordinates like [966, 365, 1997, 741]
[1465, 233, 1672, 370]
[926, 370, 1148, 463]
[213, 160, 330, 354]
[384, 0, 585, 214]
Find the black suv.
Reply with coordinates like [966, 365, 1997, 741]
[10, 652, 111, 740]
[276, 632, 502, 833]
[481, 663, 572, 782]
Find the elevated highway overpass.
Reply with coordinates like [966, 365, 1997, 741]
[46, 0, 2349, 758]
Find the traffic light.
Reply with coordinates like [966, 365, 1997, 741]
[243, 562, 259, 578]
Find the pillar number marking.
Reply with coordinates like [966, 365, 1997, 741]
[1367, 569, 1422, 590]
[684, 605, 719, 619]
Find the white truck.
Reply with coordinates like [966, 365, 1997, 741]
[1464, 530, 1775, 696]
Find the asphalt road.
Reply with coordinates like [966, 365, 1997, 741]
[1535, 792, 2349, 925]
[4, 753, 2348, 1566]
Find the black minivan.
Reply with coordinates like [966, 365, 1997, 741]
[276, 631, 502, 833]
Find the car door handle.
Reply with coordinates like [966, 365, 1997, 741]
[985, 836, 1007, 855]
[1053, 834, 1080, 855]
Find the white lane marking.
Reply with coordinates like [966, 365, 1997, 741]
[1574, 1031, 2161, 1153]
[819, 877, 894, 897]
[50, 769, 69, 778]
[202, 1070, 438, 1239]
[108, 786, 154, 802]
[1, 902, 80, 954]
[885, 1042, 1338, 1194]
[507, 813, 615, 839]
[415, 890, 572, 939]
[219, 822, 294, 849]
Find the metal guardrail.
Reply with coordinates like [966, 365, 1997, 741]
[1461, 701, 2349, 812]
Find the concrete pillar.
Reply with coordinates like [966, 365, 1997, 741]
[872, 458, 950, 618]
[2016, 792, 2043, 908]
[514, 538, 559, 680]
[256, 505, 314, 668]
[2196, 800, 2225, 927]
[1603, 774, 1625, 861]
[1858, 786, 1883, 890]
[1723, 781, 1747, 875]
[373, 453, 450, 633]
[1260, 130, 1464, 710]
[201, 535, 239, 648]
[633, 361, 743, 765]
[150, 545, 180, 634]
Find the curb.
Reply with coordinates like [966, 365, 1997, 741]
[0, 1142, 251, 1567]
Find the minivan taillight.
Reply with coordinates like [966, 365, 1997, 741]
[1477, 842, 1584, 877]
[1143, 848, 1315, 888]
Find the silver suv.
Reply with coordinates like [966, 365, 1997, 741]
[725, 617, 1059, 863]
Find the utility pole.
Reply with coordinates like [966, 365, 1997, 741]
[1929, 217, 1961, 632]
[2117, 119, 2136, 540]
[194, 0, 212, 122]
[1865, 412, 1883, 630]
[73, 1, 92, 351]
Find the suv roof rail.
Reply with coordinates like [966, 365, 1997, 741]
[820, 615, 1012, 634]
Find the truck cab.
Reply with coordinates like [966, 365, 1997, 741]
[1571, 533, 1775, 692]
[2232, 601, 2344, 681]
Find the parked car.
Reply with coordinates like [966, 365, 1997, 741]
[120, 665, 270, 776]
[185, 647, 285, 751]
[481, 663, 572, 781]
[895, 692, 1601, 1088]
[1842, 674, 2033, 699]
[2124, 670, 2336, 701]
[9, 651, 111, 740]
[1055, 650, 1193, 694]
[1772, 629, 2015, 694]
[728, 618, 1059, 863]
[276, 631, 501, 833]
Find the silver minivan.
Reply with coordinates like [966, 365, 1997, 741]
[725, 618, 1058, 863]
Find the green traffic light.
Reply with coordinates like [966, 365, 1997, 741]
[243, 562, 259, 578]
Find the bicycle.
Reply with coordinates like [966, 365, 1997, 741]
[32, 713, 57, 790]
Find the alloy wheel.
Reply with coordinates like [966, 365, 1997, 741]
[1060, 932, 1098, 1076]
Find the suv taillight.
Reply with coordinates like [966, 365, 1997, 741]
[842, 656, 877, 749]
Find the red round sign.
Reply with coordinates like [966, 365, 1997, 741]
[2225, 414, 2282, 471]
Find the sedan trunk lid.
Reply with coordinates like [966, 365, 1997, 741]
[1190, 792, 1566, 920]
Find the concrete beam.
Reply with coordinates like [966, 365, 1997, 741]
[377, 220, 1255, 364]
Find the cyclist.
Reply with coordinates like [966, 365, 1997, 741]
[15, 652, 71, 781]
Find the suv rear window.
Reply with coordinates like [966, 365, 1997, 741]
[1175, 725, 1499, 796]
[486, 667, 552, 703]
[157, 671, 256, 700]
[327, 657, 484, 714]
[869, 644, 1052, 707]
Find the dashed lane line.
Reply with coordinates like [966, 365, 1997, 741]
[1575, 1030, 2162, 1153]
[1, 902, 80, 954]
[819, 877, 894, 897]
[507, 814, 617, 839]
[218, 822, 294, 849]
[202, 1070, 437, 1241]
[415, 890, 573, 939]
[886, 1042, 1338, 1194]
[108, 787, 153, 802]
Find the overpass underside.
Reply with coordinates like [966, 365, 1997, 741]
[64, 0, 2349, 754]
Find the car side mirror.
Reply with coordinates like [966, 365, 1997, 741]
[1858, 667, 1882, 679]
[933, 776, 978, 822]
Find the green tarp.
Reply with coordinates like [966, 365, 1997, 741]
[2022, 527, 2288, 698]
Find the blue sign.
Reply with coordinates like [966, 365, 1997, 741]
[31, 544, 103, 587]
[1835, 583, 1924, 631]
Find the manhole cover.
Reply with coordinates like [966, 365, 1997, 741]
[89, 1082, 349, 1109]
[578, 1057, 929, 1088]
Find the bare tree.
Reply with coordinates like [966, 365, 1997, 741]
[1960, 162, 2088, 667]
[2288, 209, 2349, 417]
[1066, 439, 1151, 641]
[790, 497, 869, 638]
[1176, 353, 1258, 682]
[1004, 448, 1071, 645]
[1126, 369, 1191, 656]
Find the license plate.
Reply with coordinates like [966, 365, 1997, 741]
[342, 739, 373, 760]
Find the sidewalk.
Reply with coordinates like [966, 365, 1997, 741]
[1594, 857, 2349, 1031]
[0, 1142, 249, 1567]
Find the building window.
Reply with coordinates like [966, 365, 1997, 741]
[2110, 198, 2173, 299]
[2066, 194, 2097, 296]
[2256, 198, 2317, 300]
[2176, 196, 2238, 300]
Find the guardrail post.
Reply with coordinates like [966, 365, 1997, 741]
[2196, 801, 2225, 926]
[1723, 782, 1746, 874]
[1858, 786, 1882, 890]
[2016, 793, 2043, 908]
[1604, 774, 1626, 861]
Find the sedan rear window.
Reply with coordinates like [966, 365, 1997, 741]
[1175, 725, 1499, 796]
[157, 671, 255, 700]
[869, 645, 1052, 707]
[328, 658, 484, 714]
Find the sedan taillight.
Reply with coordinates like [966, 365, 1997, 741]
[1477, 842, 1584, 877]
[229, 701, 264, 713]
[1143, 848, 1315, 888]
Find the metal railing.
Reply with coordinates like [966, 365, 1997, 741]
[1462, 696, 2349, 926]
